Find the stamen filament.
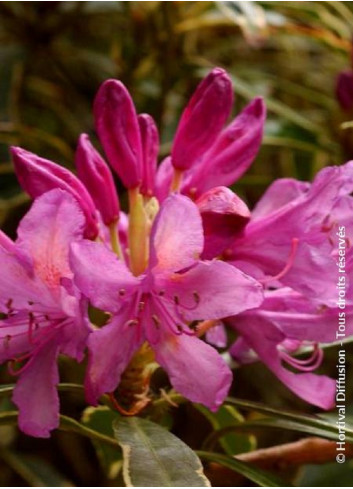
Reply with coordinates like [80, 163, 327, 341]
[109, 221, 125, 263]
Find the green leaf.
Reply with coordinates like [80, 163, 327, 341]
[197, 405, 256, 455]
[225, 398, 353, 443]
[0, 450, 74, 487]
[113, 417, 210, 487]
[82, 406, 122, 480]
[196, 451, 291, 487]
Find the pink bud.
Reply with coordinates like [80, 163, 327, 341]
[75, 134, 120, 225]
[138, 114, 159, 196]
[184, 97, 266, 197]
[171, 68, 233, 171]
[94, 79, 142, 189]
[196, 186, 250, 259]
[11, 146, 98, 239]
[336, 71, 353, 111]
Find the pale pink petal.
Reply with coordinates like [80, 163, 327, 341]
[154, 332, 232, 411]
[160, 260, 263, 321]
[150, 194, 203, 273]
[16, 190, 85, 291]
[0, 247, 52, 313]
[70, 240, 139, 313]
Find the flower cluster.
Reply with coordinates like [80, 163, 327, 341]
[1, 68, 352, 438]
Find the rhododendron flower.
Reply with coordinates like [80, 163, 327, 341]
[70, 194, 263, 410]
[227, 287, 353, 409]
[0, 190, 90, 437]
[224, 161, 353, 305]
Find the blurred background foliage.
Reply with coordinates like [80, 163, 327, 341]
[0, 1, 353, 486]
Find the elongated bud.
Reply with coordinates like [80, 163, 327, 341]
[185, 97, 266, 197]
[75, 134, 120, 225]
[138, 114, 159, 196]
[171, 68, 233, 171]
[11, 146, 98, 239]
[196, 186, 250, 259]
[336, 71, 353, 111]
[94, 79, 142, 189]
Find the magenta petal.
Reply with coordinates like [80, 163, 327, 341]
[154, 332, 232, 411]
[162, 261, 263, 321]
[196, 187, 250, 259]
[94, 79, 142, 189]
[252, 178, 310, 220]
[13, 340, 60, 438]
[230, 316, 336, 409]
[0, 230, 15, 252]
[85, 313, 141, 404]
[70, 240, 139, 313]
[150, 194, 204, 273]
[205, 322, 227, 348]
[138, 114, 159, 196]
[11, 146, 98, 239]
[0, 314, 32, 362]
[171, 68, 233, 171]
[75, 134, 120, 225]
[185, 97, 266, 196]
[155, 156, 173, 203]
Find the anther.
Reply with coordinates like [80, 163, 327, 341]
[6, 298, 13, 312]
[193, 292, 200, 304]
[138, 301, 145, 312]
[174, 295, 179, 305]
[126, 319, 139, 327]
[28, 301, 34, 306]
[158, 290, 165, 297]
[152, 315, 161, 328]
[119, 289, 126, 296]
[4, 335, 11, 349]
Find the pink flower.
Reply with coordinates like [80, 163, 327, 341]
[70, 194, 263, 410]
[225, 161, 353, 305]
[227, 286, 353, 409]
[0, 190, 90, 437]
